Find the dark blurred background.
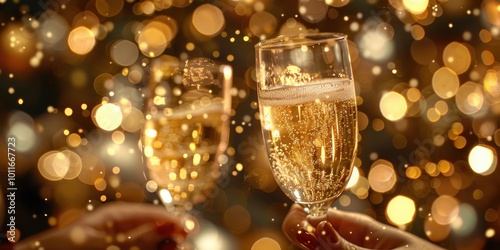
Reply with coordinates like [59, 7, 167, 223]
[1, 0, 500, 249]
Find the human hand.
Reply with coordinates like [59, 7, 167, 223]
[15, 202, 197, 250]
[282, 204, 444, 250]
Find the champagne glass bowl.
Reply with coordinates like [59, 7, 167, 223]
[255, 33, 358, 217]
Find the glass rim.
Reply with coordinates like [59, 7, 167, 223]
[255, 32, 347, 50]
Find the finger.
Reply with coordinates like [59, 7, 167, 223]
[86, 202, 189, 233]
[310, 208, 407, 249]
[316, 221, 371, 250]
[117, 221, 187, 250]
[282, 204, 317, 250]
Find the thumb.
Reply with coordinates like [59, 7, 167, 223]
[316, 221, 368, 250]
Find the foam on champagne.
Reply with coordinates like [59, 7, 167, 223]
[258, 78, 355, 106]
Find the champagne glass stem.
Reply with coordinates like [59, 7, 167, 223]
[301, 196, 335, 218]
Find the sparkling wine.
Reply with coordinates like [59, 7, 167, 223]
[259, 78, 358, 206]
[142, 102, 228, 211]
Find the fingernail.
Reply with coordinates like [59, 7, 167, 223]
[317, 221, 338, 244]
[296, 229, 317, 250]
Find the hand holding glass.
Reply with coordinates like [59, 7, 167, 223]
[255, 33, 358, 217]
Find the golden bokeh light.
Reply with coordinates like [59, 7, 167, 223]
[483, 69, 500, 100]
[93, 103, 123, 131]
[431, 195, 459, 225]
[66, 133, 82, 148]
[192, 4, 225, 37]
[68, 26, 96, 55]
[110, 40, 139, 66]
[137, 20, 174, 57]
[224, 205, 251, 234]
[455, 81, 484, 115]
[251, 237, 280, 250]
[368, 160, 397, 193]
[95, 0, 124, 17]
[411, 24, 425, 40]
[424, 217, 451, 242]
[432, 67, 459, 99]
[37, 150, 82, 181]
[468, 144, 497, 176]
[442, 42, 471, 75]
[386, 195, 416, 226]
[380, 91, 407, 121]
[249, 11, 278, 37]
[403, 0, 429, 15]
[406, 166, 422, 179]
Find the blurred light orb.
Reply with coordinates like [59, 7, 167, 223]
[279, 18, 307, 36]
[451, 203, 477, 236]
[431, 195, 459, 225]
[192, 4, 225, 37]
[358, 29, 394, 61]
[40, 14, 69, 48]
[468, 144, 497, 175]
[486, 228, 496, 238]
[482, 0, 500, 26]
[380, 91, 407, 121]
[484, 69, 500, 100]
[38, 150, 82, 181]
[73, 11, 100, 31]
[68, 26, 95, 55]
[403, 0, 429, 15]
[121, 107, 144, 132]
[224, 205, 251, 234]
[424, 216, 451, 242]
[368, 160, 397, 193]
[111, 40, 139, 66]
[2, 23, 36, 63]
[137, 21, 172, 57]
[455, 81, 484, 115]
[96, 0, 124, 17]
[38, 151, 68, 181]
[350, 176, 369, 199]
[432, 67, 459, 99]
[8, 121, 36, 152]
[442, 42, 471, 75]
[410, 24, 425, 40]
[481, 50, 494, 66]
[249, 11, 277, 37]
[8, 111, 37, 152]
[386, 195, 416, 226]
[251, 237, 280, 250]
[299, 0, 329, 23]
[326, 0, 352, 7]
[94, 103, 123, 131]
[141, 1, 156, 15]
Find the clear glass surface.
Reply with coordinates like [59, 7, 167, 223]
[255, 33, 358, 217]
[141, 56, 232, 215]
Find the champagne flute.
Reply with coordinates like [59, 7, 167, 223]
[141, 56, 232, 218]
[255, 33, 358, 218]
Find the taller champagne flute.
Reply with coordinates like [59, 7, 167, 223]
[255, 33, 358, 217]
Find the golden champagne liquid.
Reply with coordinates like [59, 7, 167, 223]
[142, 103, 227, 211]
[259, 78, 358, 206]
